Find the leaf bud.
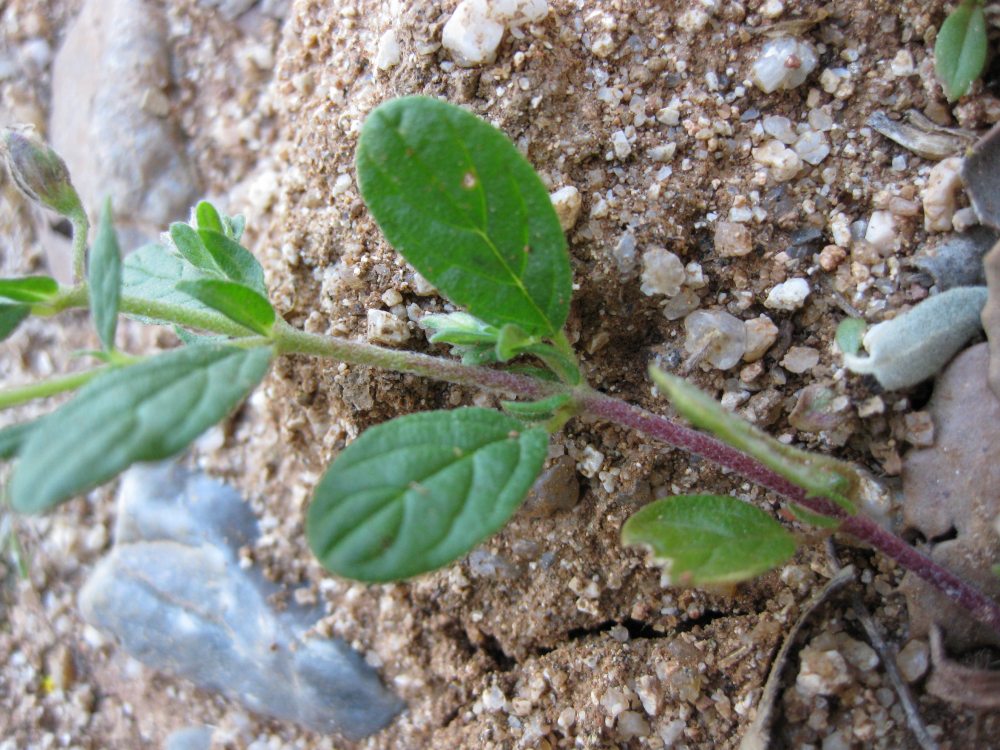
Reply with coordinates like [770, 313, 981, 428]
[1, 128, 83, 218]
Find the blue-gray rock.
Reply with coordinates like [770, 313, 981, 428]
[79, 463, 404, 740]
[49, 0, 200, 272]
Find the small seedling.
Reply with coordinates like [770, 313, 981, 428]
[935, 0, 989, 102]
[1, 99, 999, 635]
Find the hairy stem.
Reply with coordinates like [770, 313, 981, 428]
[578, 389, 1000, 636]
[0, 367, 107, 410]
[70, 211, 89, 283]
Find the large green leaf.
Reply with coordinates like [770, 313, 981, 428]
[0, 276, 58, 303]
[621, 494, 797, 586]
[121, 243, 251, 334]
[0, 303, 29, 342]
[176, 279, 276, 336]
[88, 199, 122, 351]
[9, 344, 272, 513]
[935, 0, 988, 101]
[357, 96, 572, 337]
[307, 407, 548, 582]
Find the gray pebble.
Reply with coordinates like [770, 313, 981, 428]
[80, 463, 403, 740]
[912, 226, 1000, 290]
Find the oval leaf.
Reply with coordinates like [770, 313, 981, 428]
[935, 0, 988, 101]
[170, 222, 221, 274]
[0, 276, 58, 303]
[0, 420, 37, 460]
[621, 495, 796, 586]
[88, 198, 122, 351]
[307, 407, 548, 582]
[357, 96, 572, 337]
[176, 279, 276, 336]
[9, 344, 272, 513]
[195, 200, 224, 234]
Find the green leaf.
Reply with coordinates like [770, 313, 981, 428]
[307, 407, 548, 582]
[935, 0, 988, 101]
[121, 243, 249, 332]
[88, 199, 122, 351]
[834, 317, 867, 356]
[357, 96, 572, 337]
[500, 393, 572, 422]
[0, 420, 36, 460]
[197, 229, 267, 295]
[223, 214, 246, 241]
[176, 279, 276, 336]
[422, 311, 500, 346]
[621, 494, 797, 586]
[0, 303, 29, 342]
[650, 366, 858, 512]
[170, 222, 221, 275]
[520, 343, 582, 385]
[0, 276, 58, 303]
[495, 323, 536, 361]
[9, 344, 272, 513]
[195, 200, 224, 234]
[787, 503, 841, 529]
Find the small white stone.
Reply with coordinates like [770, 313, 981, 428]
[952, 206, 979, 232]
[890, 49, 915, 77]
[819, 67, 853, 97]
[482, 684, 506, 711]
[442, 0, 505, 67]
[684, 262, 706, 289]
[807, 108, 834, 132]
[743, 315, 779, 361]
[781, 346, 819, 373]
[411, 271, 436, 296]
[612, 232, 638, 274]
[657, 106, 680, 126]
[590, 32, 616, 58]
[649, 143, 677, 161]
[865, 210, 897, 252]
[366, 309, 410, 345]
[896, 640, 929, 683]
[684, 310, 747, 370]
[550, 185, 582, 231]
[715, 221, 753, 257]
[640, 248, 685, 297]
[381, 288, 403, 307]
[752, 140, 802, 182]
[751, 37, 818, 93]
[600, 687, 630, 718]
[617, 711, 650, 739]
[762, 115, 797, 144]
[612, 130, 632, 159]
[677, 8, 710, 33]
[761, 0, 785, 18]
[829, 212, 852, 247]
[794, 131, 830, 165]
[374, 29, 401, 70]
[796, 647, 851, 697]
[923, 156, 964, 233]
[662, 287, 700, 320]
[764, 278, 810, 311]
[332, 173, 353, 196]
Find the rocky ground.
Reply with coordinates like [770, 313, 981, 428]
[2, 0, 1000, 748]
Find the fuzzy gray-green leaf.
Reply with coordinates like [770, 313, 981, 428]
[621, 494, 796, 585]
[9, 344, 272, 513]
[88, 199, 122, 351]
[176, 279, 276, 336]
[197, 229, 267, 296]
[307, 407, 548, 582]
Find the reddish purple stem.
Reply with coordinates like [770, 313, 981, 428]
[578, 389, 1000, 637]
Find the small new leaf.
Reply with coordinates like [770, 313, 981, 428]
[834, 317, 866, 356]
[170, 222, 221, 275]
[422, 311, 499, 346]
[307, 407, 548, 582]
[650, 366, 857, 512]
[176, 279, 276, 336]
[9, 344, 273, 513]
[0, 276, 58, 303]
[88, 199, 122, 351]
[197, 229, 267, 295]
[621, 494, 797, 586]
[357, 96, 572, 337]
[195, 200, 224, 234]
[0, 303, 29, 342]
[500, 393, 573, 422]
[935, 0, 988, 101]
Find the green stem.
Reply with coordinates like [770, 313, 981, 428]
[70, 211, 89, 282]
[0, 367, 106, 410]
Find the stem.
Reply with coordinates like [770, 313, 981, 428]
[274, 322, 557, 398]
[70, 211, 89, 282]
[0, 367, 106, 410]
[578, 389, 1000, 636]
